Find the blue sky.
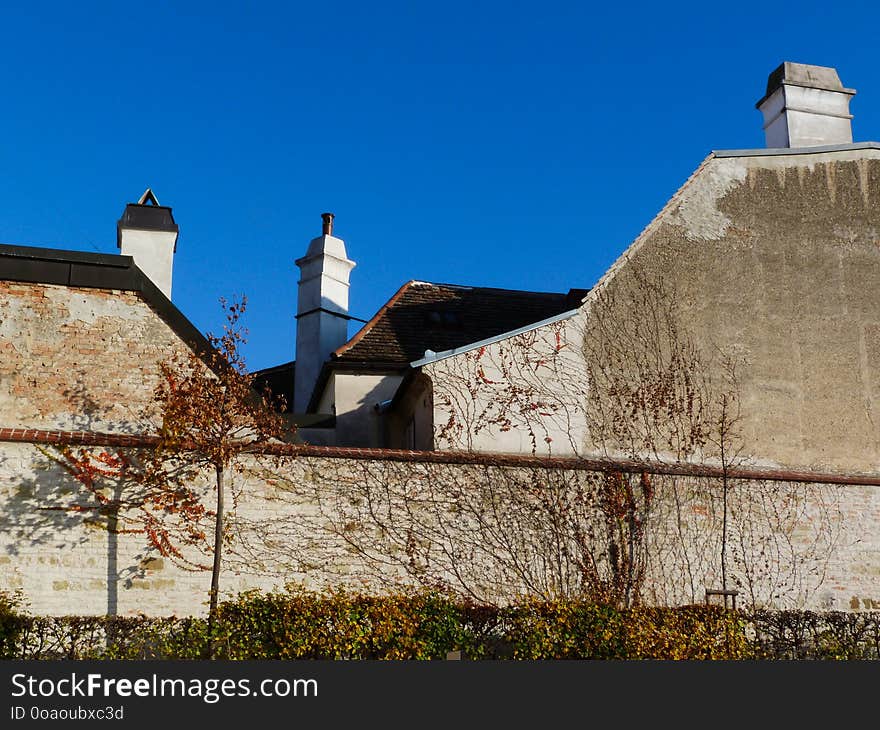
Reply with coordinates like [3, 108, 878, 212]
[2, 1, 879, 370]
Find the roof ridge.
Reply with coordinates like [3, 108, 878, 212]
[416, 281, 570, 297]
[0, 242, 131, 268]
[713, 141, 880, 158]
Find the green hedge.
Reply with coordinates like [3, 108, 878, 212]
[500, 600, 750, 659]
[749, 609, 880, 660]
[0, 590, 25, 658]
[2, 588, 879, 660]
[213, 589, 479, 660]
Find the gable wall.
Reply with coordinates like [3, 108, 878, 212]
[0, 281, 191, 432]
[425, 149, 880, 473]
[425, 315, 587, 455]
[611, 149, 880, 471]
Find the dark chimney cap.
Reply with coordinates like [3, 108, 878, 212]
[321, 212, 335, 236]
[117, 189, 179, 251]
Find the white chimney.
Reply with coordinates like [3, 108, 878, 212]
[294, 213, 355, 412]
[117, 189, 179, 299]
[756, 62, 856, 148]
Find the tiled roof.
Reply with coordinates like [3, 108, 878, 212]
[251, 360, 295, 413]
[333, 281, 587, 366]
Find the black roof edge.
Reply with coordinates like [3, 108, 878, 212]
[0, 241, 214, 368]
[414, 281, 573, 298]
[326, 358, 413, 371]
[251, 360, 295, 377]
[306, 359, 409, 413]
[0, 242, 133, 268]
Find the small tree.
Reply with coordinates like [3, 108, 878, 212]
[149, 296, 289, 637]
[46, 297, 290, 645]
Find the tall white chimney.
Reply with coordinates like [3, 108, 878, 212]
[756, 62, 856, 148]
[294, 213, 355, 412]
[117, 189, 179, 299]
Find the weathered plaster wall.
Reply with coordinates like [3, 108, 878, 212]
[427, 148, 880, 473]
[425, 315, 587, 456]
[0, 281, 190, 433]
[1, 440, 879, 615]
[603, 148, 880, 472]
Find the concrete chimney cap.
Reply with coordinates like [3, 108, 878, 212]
[756, 62, 856, 108]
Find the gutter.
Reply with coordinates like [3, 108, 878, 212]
[713, 141, 880, 158]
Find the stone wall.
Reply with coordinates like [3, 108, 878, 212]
[2, 435, 880, 616]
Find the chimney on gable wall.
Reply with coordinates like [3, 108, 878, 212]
[294, 213, 356, 412]
[756, 62, 856, 148]
[117, 188, 179, 299]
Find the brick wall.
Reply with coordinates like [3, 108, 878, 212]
[0, 281, 190, 433]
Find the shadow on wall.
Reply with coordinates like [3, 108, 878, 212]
[0, 449, 156, 616]
[60, 376, 153, 436]
[328, 375, 407, 448]
[0, 380, 162, 616]
[247, 455, 848, 609]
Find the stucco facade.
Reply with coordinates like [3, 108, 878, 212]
[596, 145, 880, 472]
[424, 313, 587, 455]
[316, 371, 405, 447]
[423, 145, 880, 476]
